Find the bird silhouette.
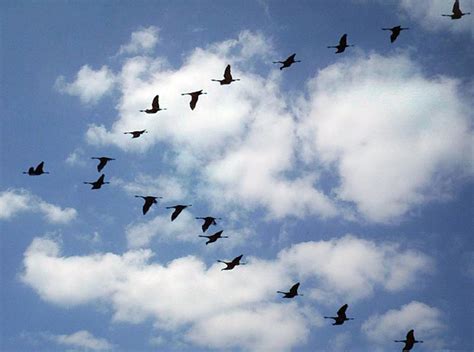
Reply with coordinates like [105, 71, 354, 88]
[91, 157, 115, 172]
[394, 329, 423, 351]
[195, 216, 221, 232]
[327, 34, 354, 53]
[124, 130, 148, 139]
[382, 26, 409, 43]
[273, 53, 301, 70]
[23, 161, 49, 176]
[199, 230, 228, 245]
[324, 304, 354, 325]
[217, 254, 246, 271]
[181, 90, 207, 110]
[83, 174, 109, 189]
[140, 95, 166, 114]
[165, 204, 192, 221]
[442, 0, 470, 19]
[212, 64, 240, 85]
[135, 195, 162, 215]
[277, 282, 303, 298]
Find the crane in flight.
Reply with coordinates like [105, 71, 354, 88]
[195, 216, 221, 232]
[124, 130, 148, 139]
[181, 90, 207, 110]
[442, 0, 470, 19]
[83, 174, 109, 189]
[23, 161, 49, 176]
[212, 64, 240, 85]
[277, 282, 303, 298]
[140, 95, 166, 114]
[199, 230, 228, 245]
[273, 53, 301, 70]
[135, 195, 162, 215]
[394, 329, 423, 351]
[327, 34, 354, 53]
[91, 157, 115, 172]
[324, 304, 354, 325]
[165, 204, 192, 221]
[381, 26, 409, 43]
[217, 254, 246, 271]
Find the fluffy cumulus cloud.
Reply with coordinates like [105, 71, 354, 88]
[61, 30, 473, 223]
[51, 330, 113, 351]
[118, 26, 160, 55]
[362, 301, 445, 349]
[55, 65, 116, 104]
[0, 189, 77, 224]
[22, 234, 431, 351]
[399, 0, 473, 34]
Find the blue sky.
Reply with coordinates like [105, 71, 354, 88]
[1, 0, 473, 351]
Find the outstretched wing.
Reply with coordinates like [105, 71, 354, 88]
[35, 161, 45, 173]
[202, 218, 213, 232]
[97, 158, 107, 172]
[289, 282, 300, 295]
[339, 34, 348, 46]
[453, 0, 460, 13]
[97, 174, 106, 184]
[406, 329, 415, 341]
[171, 207, 184, 221]
[232, 254, 243, 264]
[224, 65, 232, 81]
[152, 95, 159, 109]
[190, 95, 198, 110]
[337, 304, 348, 317]
[288, 53, 296, 61]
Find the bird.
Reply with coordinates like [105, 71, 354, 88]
[272, 53, 301, 70]
[135, 195, 162, 215]
[394, 329, 423, 351]
[217, 254, 246, 271]
[140, 95, 166, 114]
[327, 34, 354, 53]
[277, 282, 303, 298]
[83, 174, 109, 189]
[442, 0, 470, 19]
[199, 230, 228, 245]
[195, 216, 221, 232]
[181, 90, 207, 110]
[382, 26, 409, 43]
[165, 204, 192, 221]
[91, 157, 115, 172]
[23, 161, 49, 176]
[124, 130, 148, 139]
[324, 304, 354, 325]
[212, 64, 240, 85]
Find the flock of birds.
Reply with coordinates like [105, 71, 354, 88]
[20, 1, 470, 350]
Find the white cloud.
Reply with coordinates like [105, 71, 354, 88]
[52, 330, 113, 351]
[21, 235, 432, 351]
[399, 0, 473, 34]
[362, 301, 445, 349]
[65, 148, 87, 167]
[0, 189, 77, 224]
[299, 53, 473, 222]
[55, 65, 115, 104]
[118, 26, 160, 55]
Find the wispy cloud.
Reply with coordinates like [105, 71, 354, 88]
[118, 26, 160, 55]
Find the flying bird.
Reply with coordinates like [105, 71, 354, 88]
[195, 216, 221, 232]
[327, 34, 354, 53]
[382, 26, 409, 43]
[217, 254, 246, 271]
[324, 304, 354, 325]
[212, 64, 240, 85]
[124, 130, 148, 139]
[394, 329, 423, 351]
[135, 195, 162, 215]
[140, 95, 166, 114]
[199, 230, 228, 245]
[91, 157, 115, 172]
[83, 174, 109, 189]
[273, 53, 301, 70]
[23, 161, 49, 176]
[165, 204, 192, 221]
[277, 282, 303, 298]
[442, 0, 470, 19]
[181, 90, 207, 110]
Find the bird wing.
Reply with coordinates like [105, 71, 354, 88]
[406, 329, 415, 341]
[143, 198, 153, 215]
[152, 95, 159, 109]
[202, 218, 213, 232]
[35, 161, 45, 173]
[390, 32, 398, 42]
[171, 207, 184, 221]
[288, 53, 296, 61]
[224, 65, 232, 80]
[289, 282, 300, 295]
[190, 94, 198, 110]
[453, 0, 460, 13]
[337, 304, 348, 317]
[340, 34, 347, 46]
[232, 254, 243, 264]
[97, 174, 106, 183]
[97, 159, 107, 172]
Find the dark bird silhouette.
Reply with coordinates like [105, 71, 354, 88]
[83, 174, 109, 189]
[135, 195, 162, 215]
[327, 34, 354, 53]
[195, 216, 221, 232]
[442, 0, 470, 19]
[324, 304, 354, 325]
[140, 95, 166, 114]
[394, 329, 423, 351]
[165, 204, 192, 221]
[124, 130, 148, 139]
[91, 157, 115, 172]
[181, 90, 207, 110]
[273, 53, 301, 70]
[382, 26, 409, 43]
[277, 282, 303, 298]
[212, 64, 240, 85]
[199, 230, 228, 245]
[217, 254, 246, 271]
[23, 161, 49, 176]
